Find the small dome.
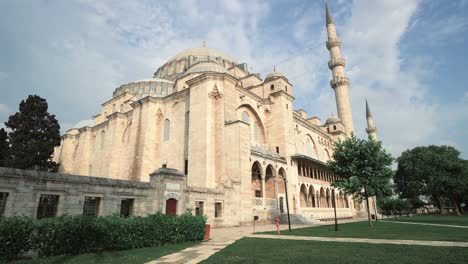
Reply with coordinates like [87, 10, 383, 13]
[265, 71, 285, 80]
[185, 61, 227, 74]
[325, 116, 341, 124]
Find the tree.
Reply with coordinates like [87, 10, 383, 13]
[0, 128, 8, 166]
[5, 95, 61, 172]
[394, 145, 464, 215]
[328, 135, 393, 227]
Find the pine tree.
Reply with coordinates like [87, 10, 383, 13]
[0, 128, 8, 166]
[5, 95, 61, 172]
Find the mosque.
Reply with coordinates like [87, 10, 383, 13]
[52, 3, 379, 226]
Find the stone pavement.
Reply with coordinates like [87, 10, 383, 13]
[247, 234, 468, 247]
[380, 220, 468, 229]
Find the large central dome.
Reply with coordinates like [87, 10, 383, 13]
[153, 46, 238, 81]
[169, 47, 237, 63]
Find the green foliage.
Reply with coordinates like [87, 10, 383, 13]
[5, 95, 61, 172]
[0, 216, 34, 262]
[394, 145, 467, 214]
[1, 213, 205, 260]
[377, 197, 412, 216]
[31, 213, 205, 257]
[328, 135, 393, 200]
[0, 128, 8, 166]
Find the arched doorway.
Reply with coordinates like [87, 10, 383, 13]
[279, 197, 284, 213]
[165, 198, 177, 216]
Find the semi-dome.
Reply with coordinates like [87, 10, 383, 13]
[185, 61, 227, 75]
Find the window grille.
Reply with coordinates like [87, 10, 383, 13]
[0, 192, 8, 216]
[120, 199, 134, 218]
[83, 196, 101, 217]
[37, 194, 59, 219]
[215, 202, 223, 218]
[195, 201, 204, 216]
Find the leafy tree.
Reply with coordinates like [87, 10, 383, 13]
[394, 145, 465, 215]
[0, 128, 8, 166]
[5, 95, 61, 172]
[328, 135, 393, 227]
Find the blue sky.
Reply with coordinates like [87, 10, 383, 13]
[0, 0, 467, 159]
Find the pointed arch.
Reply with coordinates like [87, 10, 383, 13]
[300, 184, 308, 208]
[236, 104, 266, 145]
[163, 119, 170, 141]
[308, 185, 316, 207]
[251, 161, 263, 198]
[265, 164, 276, 199]
[303, 134, 318, 159]
[277, 167, 286, 194]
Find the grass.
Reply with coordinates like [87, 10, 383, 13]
[262, 220, 468, 242]
[10, 242, 200, 264]
[384, 214, 468, 226]
[202, 237, 468, 264]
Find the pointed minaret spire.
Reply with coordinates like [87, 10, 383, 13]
[325, 1, 354, 134]
[365, 100, 377, 140]
[366, 99, 372, 118]
[325, 1, 334, 25]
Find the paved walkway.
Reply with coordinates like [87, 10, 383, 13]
[248, 234, 468, 248]
[380, 220, 468, 229]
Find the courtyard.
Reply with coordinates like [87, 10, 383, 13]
[9, 215, 468, 264]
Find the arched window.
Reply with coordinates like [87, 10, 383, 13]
[100, 130, 105, 150]
[241, 111, 250, 124]
[120, 104, 124, 112]
[163, 119, 170, 141]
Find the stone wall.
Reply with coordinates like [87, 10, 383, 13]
[0, 167, 183, 218]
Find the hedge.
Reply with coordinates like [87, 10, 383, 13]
[0, 216, 34, 262]
[0, 213, 206, 261]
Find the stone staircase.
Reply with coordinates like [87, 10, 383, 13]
[279, 213, 318, 225]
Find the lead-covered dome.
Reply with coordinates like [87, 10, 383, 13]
[153, 46, 237, 81]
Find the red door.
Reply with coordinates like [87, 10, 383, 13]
[165, 198, 177, 216]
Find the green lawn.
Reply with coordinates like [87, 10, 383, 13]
[202, 237, 468, 264]
[263, 220, 468, 242]
[384, 214, 468, 226]
[10, 242, 199, 264]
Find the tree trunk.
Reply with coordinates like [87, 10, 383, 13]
[364, 190, 373, 227]
[433, 194, 444, 214]
[451, 196, 461, 216]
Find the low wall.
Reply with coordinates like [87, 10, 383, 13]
[0, 167, 156, 218]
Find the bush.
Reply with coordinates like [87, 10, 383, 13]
[30, 212, 206, 257]
[0, 216, 34, 262]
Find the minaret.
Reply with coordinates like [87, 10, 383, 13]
[325, 1, 354, 134]
[365, 100, 377, 140]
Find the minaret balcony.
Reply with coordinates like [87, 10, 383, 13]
[328, 58, 346, 69]
[326, 37, 341, 50]
[330, 76, 350, 89]
[366, 127, 377, 134]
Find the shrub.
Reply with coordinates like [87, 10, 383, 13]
[0, 216, 34, 262]
[30, 212, 206, 257]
